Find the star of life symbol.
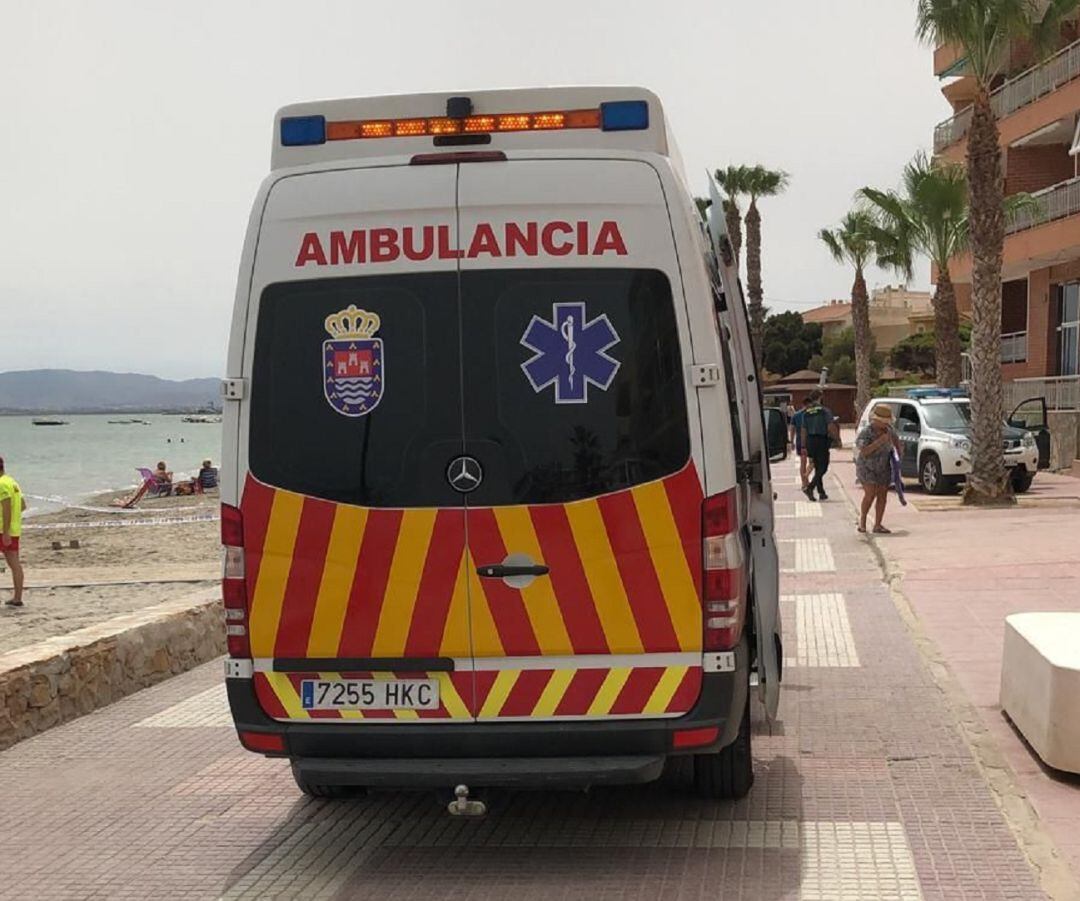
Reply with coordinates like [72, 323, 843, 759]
[520, 301, 620, 404]
[323, 304, 384, 417]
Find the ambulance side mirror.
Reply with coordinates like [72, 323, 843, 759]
[763, 408, 788, 463]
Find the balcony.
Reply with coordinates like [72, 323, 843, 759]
[1001, 330, 1029, 363]
[934, 38, 1080, 152]
[1005, 375, 1080, 410]
[1007, 176, 1080, 234]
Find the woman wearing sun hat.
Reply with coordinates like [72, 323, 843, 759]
[855, 404, 901, 534]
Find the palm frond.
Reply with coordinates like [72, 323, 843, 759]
[745, 165, 791, 200]
[818, 227, 846, 265]
[915, 0, 1048, 86]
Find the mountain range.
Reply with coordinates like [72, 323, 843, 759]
[0, 370, 221, 414]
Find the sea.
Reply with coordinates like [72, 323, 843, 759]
[0, 414, 222, 515]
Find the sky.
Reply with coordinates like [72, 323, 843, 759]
[0, 0, 952, 380]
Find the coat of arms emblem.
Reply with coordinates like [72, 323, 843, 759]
[323, 305, 384, 417]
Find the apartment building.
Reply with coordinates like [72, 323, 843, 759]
[932, 17, 1080, 397]
[801, 286, 935, 354]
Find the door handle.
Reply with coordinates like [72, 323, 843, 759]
[476, 563, 550, 579]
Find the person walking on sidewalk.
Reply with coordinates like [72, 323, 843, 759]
[800, 390, 838, 502]
[789, 397, 814, 492]
[0, 456, 27, 607]
[855, 404, 902, 534]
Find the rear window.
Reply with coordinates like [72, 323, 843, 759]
[249, 268, 689, 507]
[460, 268, 689, 505]
[922, 401, 971, 430]
[250, 274, 464, 508]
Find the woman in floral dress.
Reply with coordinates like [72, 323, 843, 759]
[855, 404, 901, 534]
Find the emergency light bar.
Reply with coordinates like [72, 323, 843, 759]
[280, 100, 649, 147]
[906, 387, 969, 399]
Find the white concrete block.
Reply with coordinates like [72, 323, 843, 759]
[1000, 612, 1080, 774]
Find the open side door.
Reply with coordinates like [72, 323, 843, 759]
[706, 176, 782, 720]
[1008, 396, 1051, 470]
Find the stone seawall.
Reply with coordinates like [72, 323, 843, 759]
[0, 589, 223, 750]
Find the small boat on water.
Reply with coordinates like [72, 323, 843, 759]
[108, 419, 151, 425]
[32, 418, 69, 426]
[181, 415, 222, 424]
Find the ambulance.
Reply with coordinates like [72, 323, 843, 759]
[221, 87, 783, 802]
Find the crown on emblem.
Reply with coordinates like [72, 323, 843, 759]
[325, 305, 381, 340]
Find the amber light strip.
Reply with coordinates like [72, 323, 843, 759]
[325, 108, 601, 141]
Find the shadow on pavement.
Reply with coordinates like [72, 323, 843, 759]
[222, 745, 805, 900]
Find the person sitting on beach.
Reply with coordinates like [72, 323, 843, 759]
[154, 462, 173, 488]
[174, 460, 218, 496]
[110, 461, 174, 508]
[196, 460, 218, 492]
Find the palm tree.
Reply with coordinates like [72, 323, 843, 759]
[860, 153, 968, 388]
[915, 0, 1079, 503]
[819, 210, 884, 417]
[743, 166, 790, 352]
[714, 165, 752, 266]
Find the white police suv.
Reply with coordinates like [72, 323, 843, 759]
[857, 389, 1047, 494]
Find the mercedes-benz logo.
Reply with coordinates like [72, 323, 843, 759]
[446, 455, 483, 493]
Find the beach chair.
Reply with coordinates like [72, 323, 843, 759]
[136, 467, 173, 498]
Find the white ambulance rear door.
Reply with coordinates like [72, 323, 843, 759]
[706, 174, 782, 720]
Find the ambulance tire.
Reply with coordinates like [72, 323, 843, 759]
[291, 768, 366, 799]
[692, 694, 753, 800]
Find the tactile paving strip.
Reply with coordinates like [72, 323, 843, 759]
[785, 593, 860, 668]
[134, 683, 231, 728]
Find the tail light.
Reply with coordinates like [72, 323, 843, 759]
[221, 504, 250, 658]
[238, 730, 285, 754]
[702, 489, 746, 651]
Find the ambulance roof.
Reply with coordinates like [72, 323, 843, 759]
[271, 86, 676, 171]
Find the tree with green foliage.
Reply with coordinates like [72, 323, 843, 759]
[761, 311, 823, 376]
[811, 326, 883, 387]
[915, 0, 1080, 503]
[713, 165, 753, 267]
[859, 153, 968, 388]
[819, 211, 889, 416]
[860, 152, 1038, 389]
[890, 324, 973, 378]
[743, 166, 790, 354]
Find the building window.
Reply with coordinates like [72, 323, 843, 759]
[1059, 283, 1080, 377]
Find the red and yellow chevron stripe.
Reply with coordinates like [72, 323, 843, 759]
[240, 462, 705, 722]
[253, 665, 701, 722]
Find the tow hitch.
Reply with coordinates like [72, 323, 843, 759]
[447, 784, 486, 817]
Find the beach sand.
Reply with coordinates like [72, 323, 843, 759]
[1, 490, 220, 654]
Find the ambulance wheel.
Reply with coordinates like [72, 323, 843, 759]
[693, 694, 753, 800]
[291, 767, 365, 799]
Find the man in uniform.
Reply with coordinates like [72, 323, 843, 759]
[799, 390, 839, 502]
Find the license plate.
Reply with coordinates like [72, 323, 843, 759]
[300, 679, 439, 711]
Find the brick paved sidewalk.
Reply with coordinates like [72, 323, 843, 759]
[0, 460, 1063, 900]
[830, 448, 1080, 889]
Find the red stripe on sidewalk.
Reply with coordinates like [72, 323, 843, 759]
[554, 668, 608, 716]
[467, 508, 540, 657]
[337, 508, 404, 657]
[496, 670, 553, 718]
[273, 497, 337, 658]
[404, 509, 466, 658]
[610, 667, 665, 715]
[240, 477, 276, 600]
[529, 504, 609, 655]
[664, 464, 704, 598]
[597, 491, 678, 652]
